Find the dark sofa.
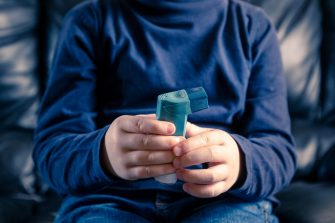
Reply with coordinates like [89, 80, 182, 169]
[0, 0, 334, 222]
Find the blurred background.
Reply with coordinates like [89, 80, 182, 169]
[0, 0, 334, 222]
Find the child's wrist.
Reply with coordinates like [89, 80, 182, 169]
[100, 136, 118, 178]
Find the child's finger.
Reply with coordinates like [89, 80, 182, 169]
[173, 145, 227, 168]
[185, 122, 212, 138]
[182, 181, 228, 198]
[115, 115, 175, 135]
[176, 164, 227, 184]
[121, 133, 183, 151]
[125, 150, 175, 166]
[126, 164, 175, 180]
[173, 129, 227, 156]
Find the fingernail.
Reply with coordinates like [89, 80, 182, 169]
[167, 124, 175, 134]
[174, 146, 182, 156]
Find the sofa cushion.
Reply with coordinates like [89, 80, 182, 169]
[0, 197, 35, 223]
[316, 145, 335, 181]
[248, 0, 322, 120]
[320, 0, 335, 124]
[0, 0, 39, 130]
[0, 3, 42, 222]
[275, 182, 335, 223]
[0, 129, 37, 195]
[291, 121, 335, 180]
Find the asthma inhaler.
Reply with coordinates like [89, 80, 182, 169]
[155, 87, 209, 184]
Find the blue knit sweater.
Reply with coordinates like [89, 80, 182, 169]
[34, 0, 296, 202]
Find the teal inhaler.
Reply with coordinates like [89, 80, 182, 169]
[155, 87, 209, 184]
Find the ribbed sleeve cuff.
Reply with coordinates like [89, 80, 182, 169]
[228, 133, 256, 200]
[91, 125, 120, 186]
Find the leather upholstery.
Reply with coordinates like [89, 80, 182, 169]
[320, 0, 335, 124]
[0, 0, 39, 130]
[249, 0, 322, 121]
[248, 0, 335, 181]
[0, 1, 42, 222]
[0, 0, 39, 195]
[276, 182, 335, 223]
[249, 0, 335, 222]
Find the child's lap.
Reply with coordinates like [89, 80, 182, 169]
[55, 190, 278, 223]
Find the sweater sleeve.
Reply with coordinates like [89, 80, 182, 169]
[229, 9, 296, 200]
[33, 3, 116, 195]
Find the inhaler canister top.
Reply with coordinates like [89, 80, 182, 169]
[157, 87, 208, 118]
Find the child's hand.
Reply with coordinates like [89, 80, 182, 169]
[102, 115, 182, 180]
[173, 123, 242, 198]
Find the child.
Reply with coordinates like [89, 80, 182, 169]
[34, 0, 296, 222]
